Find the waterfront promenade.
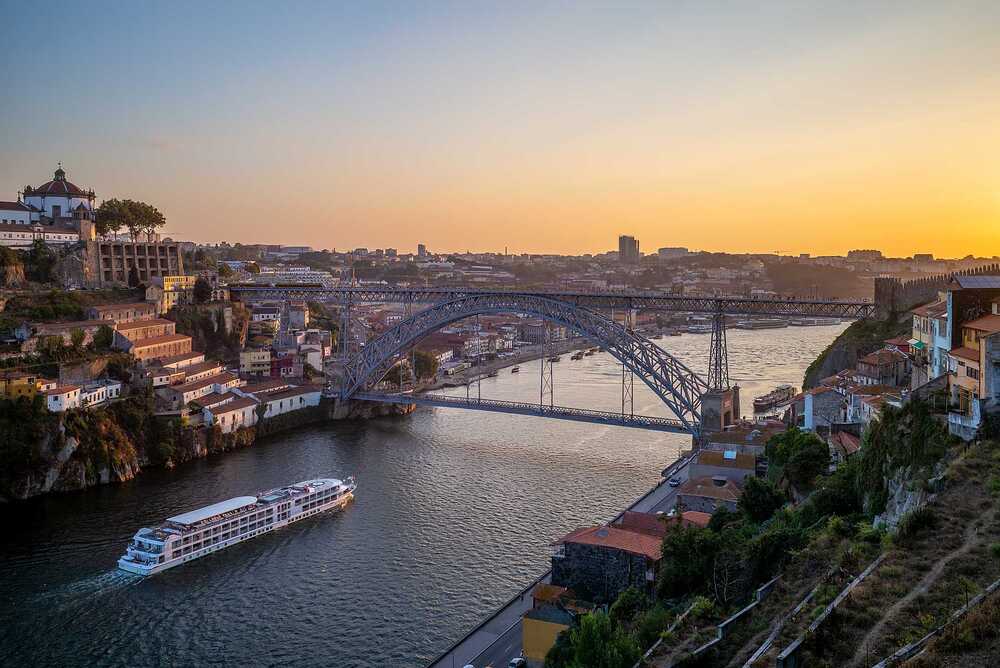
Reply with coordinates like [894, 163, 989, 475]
[427, 452, 694, 668]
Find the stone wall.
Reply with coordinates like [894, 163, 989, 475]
[551, 542, 651, 603]
[874, 263, 1000, 318]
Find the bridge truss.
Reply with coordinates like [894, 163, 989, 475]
[341, 293, 710, 436]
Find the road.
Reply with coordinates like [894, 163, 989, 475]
[429, 455, 693, 668]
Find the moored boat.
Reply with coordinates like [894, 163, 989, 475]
[511, 366, 520, 373]
[118, 476, 356, 576]
[753, 384, 796, 412]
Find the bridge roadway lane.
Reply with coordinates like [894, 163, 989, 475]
[427, 455, 693, 668]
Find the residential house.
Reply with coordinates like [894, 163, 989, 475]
[947, 312, 1000, 439]
[85, 302, 156, 324]
[204, 396, 259, 434]
[43, 385, 81, 412]
[828, 430, 862, 469]
[550, 523, 663, 602]
[689, 450, 756, 486]
[145, 275, 196, 314]
[676, 476, 742, 514]
[125, 333, 193, 363]
[113, 318, 177, 345]
[240, 348, 273, 377]
[80, 379, 123, 408]
[856, 349, 910, 387]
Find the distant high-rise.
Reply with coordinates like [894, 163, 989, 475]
[417, 243, 428, 258]
[618, 235, 640, 264]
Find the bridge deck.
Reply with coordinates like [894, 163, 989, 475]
[230, 285, 875, 318]
[352, 392, 692, 434]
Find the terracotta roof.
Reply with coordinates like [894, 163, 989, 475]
[115, 317, 175, 331]
[41, 385, 80, 396]
[884, 336, 911, 347]
[130, 333, 192, 349]
[949, 346, 980, 362]
[0, 201, 32, 212]
[155, 351, 205, 367]
[829, 431, 861, 456]
[189, 392, 232, 409]
[962, 314, 1000, 334]
[259, 385, 321, 403]
[241, 379, 293, 395]
[696, 450, 756, 470]
[209, 395, 258, 415]
[679, 511, 712, 528]
[557, 525, 662, 561]
[616, 511, 668, 537]
[911, 300, 947, 318]
[28, 169, 90, 197]
[858, 348, 908, 366]
[172, 371, 238, 394]
[89, 302, 156, 314]
[847, 383, 897, 396]
[678, 476, 742, 502]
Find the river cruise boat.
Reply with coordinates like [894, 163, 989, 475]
[753, 384, 796, 412]
[511, 366, 520, 373]
[118, 476, 356, 576]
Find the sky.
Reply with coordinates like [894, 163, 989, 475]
[2, 1, 999, 258]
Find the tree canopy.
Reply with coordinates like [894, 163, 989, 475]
[766, 427, 831, 491]
[193, 277, 213, 304]
[96, 199, 166, 240]
[739, 476, 786, 523]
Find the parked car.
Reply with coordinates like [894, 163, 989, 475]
[668, 476, 682, 488]
[509, 659, 527, 668]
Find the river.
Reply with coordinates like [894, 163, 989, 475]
[0, 323, 846, 668]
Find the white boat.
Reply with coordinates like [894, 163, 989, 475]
[118, 476, 356, 576]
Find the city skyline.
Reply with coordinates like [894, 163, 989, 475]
[3, 1, 999, 257]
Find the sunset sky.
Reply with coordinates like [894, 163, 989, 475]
[2, 1, 999, 257]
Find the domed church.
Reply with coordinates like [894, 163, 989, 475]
[23, 164, 97, 224]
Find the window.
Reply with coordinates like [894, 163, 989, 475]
[968, 367, 980, 380]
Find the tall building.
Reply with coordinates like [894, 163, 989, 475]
[618, 235, 640, 264]
[417, 243, 428, 258]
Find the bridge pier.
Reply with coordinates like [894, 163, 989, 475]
[700, 386, 740, 434]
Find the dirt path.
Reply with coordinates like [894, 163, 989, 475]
[850, 507, 997, 667]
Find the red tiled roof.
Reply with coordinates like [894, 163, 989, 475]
[911, 300, 947, 318]
[829, 431, 861, 456]
[130, 333, 192, 349]
[962, 314, 1000, 334]
[616, 511, 668, 537]
[678, 476, 742, 502]
[949, 346, 980, 362]
[0, 201, 32, 212]
[858, 349, 908, 366]
[557, 525, 662, 561]
[28, 170, 89, 197]
[115, 317, 175, 331]
[41, 385, 80, 396]
[209, 395, 258, 415]
[172, 371, 238, 394]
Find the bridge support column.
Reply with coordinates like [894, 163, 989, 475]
[700, 386, 740, 434]
[708, 307, 730, 391]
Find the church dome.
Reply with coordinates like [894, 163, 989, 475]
[27, 166, 91, 198]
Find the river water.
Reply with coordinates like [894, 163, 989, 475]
[0, 324, 845, 668]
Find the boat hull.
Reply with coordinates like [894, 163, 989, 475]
[118, 491, 354, 576]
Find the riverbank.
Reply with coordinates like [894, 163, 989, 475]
[0, 396, 412, 502]
[425, 336, 593, 390]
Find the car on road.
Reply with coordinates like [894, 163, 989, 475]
[509, 659, 527, 668]
[668, 476, 682, 487]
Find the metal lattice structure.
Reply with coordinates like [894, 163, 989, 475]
[231, 285, 876, 319]
[707, 309, 730, 390]
[353, 392, 689, 434]
[342, 293, 710, 435]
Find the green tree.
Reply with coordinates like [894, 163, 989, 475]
[766, 427, 830, 491]
[92, 324, 115, 351]
[217, 263, 233, 279]
[193, 276, 212, 304]
[568, 611, 641, 668]
[69, 327, 86, 352]
[657, 524, 720, 599]
[26, 239, 57, 283]
[739, 477, 786, 523]
[95, 198, 166, 240]
[413, 350, 439, 379]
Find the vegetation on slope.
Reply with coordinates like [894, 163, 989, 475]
[803, 316, 910, 389]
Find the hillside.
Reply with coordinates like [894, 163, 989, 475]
[802, 315, 910, 389]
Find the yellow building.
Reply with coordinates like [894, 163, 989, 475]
[146, 274, 197, 314]
[240, 348, 273, 377]
[0, 372, 42, 400]
[523, 609, 572, 665]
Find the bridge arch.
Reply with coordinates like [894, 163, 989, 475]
[342, 293, 709, 434]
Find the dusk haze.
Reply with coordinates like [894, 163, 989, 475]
[3, 3, 1000, 668]
[3, 1, 999, 256]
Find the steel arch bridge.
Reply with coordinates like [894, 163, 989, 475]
[342, 293, 711, 436]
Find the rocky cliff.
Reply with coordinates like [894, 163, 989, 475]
[0, 396, 415, 502]
[802, 316, 910, 389]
